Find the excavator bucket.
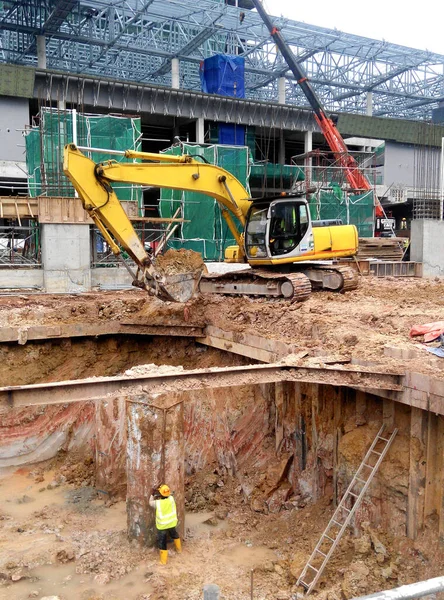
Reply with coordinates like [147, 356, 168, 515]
[158, 270, 203, 303]
[150, 249, 206, 302]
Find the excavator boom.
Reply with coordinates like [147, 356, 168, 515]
[63, 144, 251, 302]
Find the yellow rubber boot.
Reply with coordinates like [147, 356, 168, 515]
[159, 550, 168, 565]
[174, 538, 182, 554]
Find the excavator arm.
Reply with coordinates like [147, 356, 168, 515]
[63, 144, 251, 301]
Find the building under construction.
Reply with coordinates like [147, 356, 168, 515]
[0, 2, 444, 599]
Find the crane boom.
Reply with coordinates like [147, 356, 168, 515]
[252, 0, 383, 216]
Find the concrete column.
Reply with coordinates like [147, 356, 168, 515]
[366, 91, 373, 116]
[304, 130, 313, 154]
[95, 397, 127, 500]
[411, 220, 444, 276]
[127, 393, 185, 546]
[41, 224, 91, 293]
[278, 129, 285, 165]
[171, 57, 180, 89]
[278, 77, 286, 104]
[203, 584, 221, 599]
[196, 117, 205, 144]
[36, 35, 47, 69]
[304, 130, 313, 184]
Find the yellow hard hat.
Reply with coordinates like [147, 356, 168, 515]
[158, 484, 171, 497]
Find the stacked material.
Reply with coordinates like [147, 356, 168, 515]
[357, 237, 404, 260]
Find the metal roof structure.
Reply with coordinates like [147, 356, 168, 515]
[1, 0, 443, 120]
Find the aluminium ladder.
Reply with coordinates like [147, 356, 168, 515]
[297, 424, 398, 595]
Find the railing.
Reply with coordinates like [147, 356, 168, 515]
[90, 224, 168, 268]
[0, 223, 41, 267]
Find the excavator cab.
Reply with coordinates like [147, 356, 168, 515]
[244, 196, 314, 262]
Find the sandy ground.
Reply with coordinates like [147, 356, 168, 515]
[1, 464, 443, 600]
[0, 276, 442, 378]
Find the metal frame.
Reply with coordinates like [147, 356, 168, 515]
[1, 0, 443, 119]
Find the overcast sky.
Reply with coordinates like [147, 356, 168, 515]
[263, 0, 444, 55]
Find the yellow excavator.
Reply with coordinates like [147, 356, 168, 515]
[63, 144, 358, 303]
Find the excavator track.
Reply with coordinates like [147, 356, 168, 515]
[199, 269, 312, 301]
[301, 264, 359, 292]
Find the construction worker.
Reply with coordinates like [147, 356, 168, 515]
[149, 484, 182, 564]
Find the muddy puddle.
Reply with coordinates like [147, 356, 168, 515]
[0, 469, 279, 600]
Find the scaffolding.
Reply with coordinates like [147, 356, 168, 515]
[25, 108, 142, 205]
[159, 143, 251, 261]
[292, 150, 377, 238]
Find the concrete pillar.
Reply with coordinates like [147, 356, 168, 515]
[171, 57, 180, 89]
[366, 91, 373, 116]
[95, 397, 127, 500]
[278, 77, 286, 104]
[36, 35, 47, 69]
[196, 117, 205, 144]
[203, 584, 221, 599]
[127, 393, 185, 546]
[304, 130, 313, 184]
[278, 129, 285, 165]
[304, 130, 313, 154]
[411, 220, 444, 276]
[41, 224, 91, 293]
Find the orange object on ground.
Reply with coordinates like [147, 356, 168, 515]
[409, 321, 444, 342]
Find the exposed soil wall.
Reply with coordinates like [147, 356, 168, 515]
[0, 336, 248, 469]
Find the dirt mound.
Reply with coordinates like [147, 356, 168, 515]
[154, 249, 204, 276]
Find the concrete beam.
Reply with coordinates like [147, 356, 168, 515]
[34, 70, 316, 132]
[0, 322, 204, 344]
[0, 363, 403, 409]
[197, 325, 299, 363]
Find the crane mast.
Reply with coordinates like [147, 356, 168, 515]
[252, 0, 383, 217]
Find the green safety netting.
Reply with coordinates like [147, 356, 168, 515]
[249, 163, 304, 189]
[308, 187, 375, 237]
[159, 143, 251, 261]
[25, 109, 142, 207]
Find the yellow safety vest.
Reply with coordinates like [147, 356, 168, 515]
[155, 496, 178, 530]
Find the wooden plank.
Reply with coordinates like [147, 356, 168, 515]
[424, 412, 439, 519]
[202, 326, 297, 358]
[37, 197, 138, 224]
[437, 416, 444, 546]
[333, 388, 342, 507]
[356, 390, 367, 425]
[0, 322, 204, 343]
[407, 407, 428, 539]
[0, 196, 39, 219]
[197, 334, 277, 363]
[383, 399, 395, 429]
[311, 383, 320, 502]
[275, 382, 285, 452]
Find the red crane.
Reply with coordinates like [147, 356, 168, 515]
[251, 0, 384, 217]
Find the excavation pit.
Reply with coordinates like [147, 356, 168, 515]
[0, 283, 444, 599]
